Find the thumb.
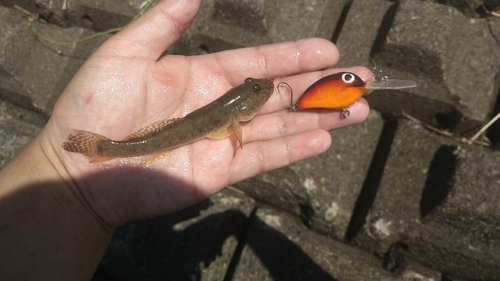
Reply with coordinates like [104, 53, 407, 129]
[96, 0, 202, 61]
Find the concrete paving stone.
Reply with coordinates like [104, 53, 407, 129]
[0, 5, 108, 115]
[0, 11, 46, 168]
[1, 0, 69, 26]
[232, 164, 309, 219]
[0, 64, 49, 126]
[93, 189, 257, 281]
[487, 11, 500, 45]
[3, 0, 150, 30]
[485, 16, 500, 146]
[422, 0, 500, 17]
[169, 0, 344, 55]
[65, 0, 146, 31]
[229, 204, 441, 281]
[352, 118, 500, 280]
[427, 145, 500, 236]
[233, 110, 384, 240]
[365, 0, 500, 136]
[0, 100, 43, 168]
[0, 0, 45, 14]
[334, 0, 394, 68]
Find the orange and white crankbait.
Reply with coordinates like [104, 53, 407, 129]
[288, 72, 416, 118]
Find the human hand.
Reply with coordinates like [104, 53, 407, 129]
[41, 0, 373, 227]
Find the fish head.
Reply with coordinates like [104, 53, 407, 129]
[233, 77, 275, 121]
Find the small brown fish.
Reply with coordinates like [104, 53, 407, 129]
[62, 77, 274, 163]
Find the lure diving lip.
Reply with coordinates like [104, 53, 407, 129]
[291, 72, 417, 118]
[366, 78, 417, 90]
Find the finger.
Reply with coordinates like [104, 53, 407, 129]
[98, 0, 202, 60]
[241, 98, 370, 144]
[205, 38, 339, 84]
[229, 129, 332, 183]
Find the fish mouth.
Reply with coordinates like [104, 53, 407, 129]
[263, 80, 275, 90]
[258, 80, 275, 96]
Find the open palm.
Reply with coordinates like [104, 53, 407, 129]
[41, 0, 371, 227]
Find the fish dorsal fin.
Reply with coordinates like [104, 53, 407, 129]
[123, 118, 178, 141]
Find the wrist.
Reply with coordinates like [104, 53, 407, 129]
[0, 129, 113, 280]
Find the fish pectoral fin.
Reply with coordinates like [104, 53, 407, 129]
[231, 114, 243, 149]
[89, 156, 117, 164]
[207, 115, 243, 149]
[123, 118, 179, 141]
[141, 150, 173, 165]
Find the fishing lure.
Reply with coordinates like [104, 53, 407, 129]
[285, 72, 416, 118]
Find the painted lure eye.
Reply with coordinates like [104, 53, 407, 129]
[342, 73, 356, 84]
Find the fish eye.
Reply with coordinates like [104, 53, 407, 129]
[253, 83, 261, 92]
[342, 73, 356, 84]
[245, 78, 253, 83]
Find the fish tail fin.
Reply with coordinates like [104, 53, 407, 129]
[62, 129, 110, 157]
